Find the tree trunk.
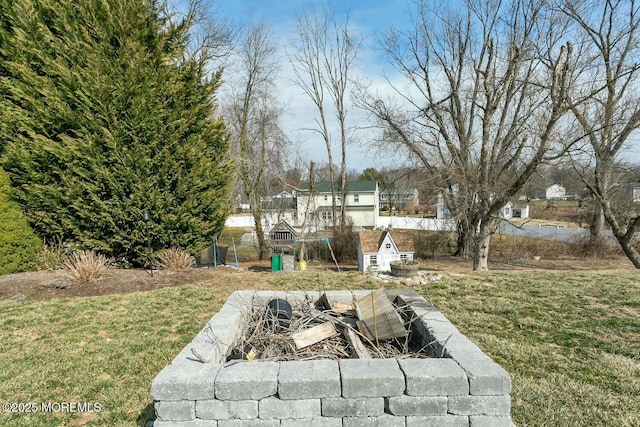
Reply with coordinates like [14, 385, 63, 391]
[454, 220, 475, 258]
[472, 219, 494, 271]
[298, 162, 315, 264]
[616, 235, 640, 269]
[253, 212, 268, 260]
[589, 202, 605, 242]
[600, 199, 640, 269]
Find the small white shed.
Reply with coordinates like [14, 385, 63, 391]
[500, 201, 530, 219]
[357, 230, 415, 272]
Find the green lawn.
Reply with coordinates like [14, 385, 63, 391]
[0, 269, 638, 426]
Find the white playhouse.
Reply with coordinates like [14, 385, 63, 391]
[357, 230, 415, 272]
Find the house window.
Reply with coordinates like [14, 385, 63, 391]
[354, 194, 359, 203]
[324, 195, 328, 201]
[322, 211, 332, 221]
[369, 255, 377, 265]
[385, 243, 391, 249]
[400, 254, 408, 261]
[337, 194, 341, 201]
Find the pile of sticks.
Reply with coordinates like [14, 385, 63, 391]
[229, 292, 430, 362]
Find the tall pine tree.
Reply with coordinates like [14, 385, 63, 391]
[0, 0, 233, 265]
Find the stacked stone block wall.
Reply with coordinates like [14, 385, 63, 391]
[151, 290, 512, 426]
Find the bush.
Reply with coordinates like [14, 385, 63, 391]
[156, 247, 195, 270]
[31, 238, 69, 271]
[413, 230, 457, 258]
[64, 250, 112, 286]
[331, 223, 359, 263]
[0, 168, 43, 275]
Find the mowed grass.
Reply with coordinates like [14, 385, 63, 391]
[0, 269, 639, 426]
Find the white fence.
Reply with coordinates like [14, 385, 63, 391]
[376, 216, 454, 231]
[225, 214, 454, 232]
[225, 215, 256, 228]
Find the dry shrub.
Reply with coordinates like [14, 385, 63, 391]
[156, 247, 195, 270]
[490, 233, 625, 260]
[64, 250, 112, 285]
[331, 223, 358, 263]
[570, 235, 624, 258]
[32, 238, 69, 271]
[491, 234, 574, 259]
[413, 230, 456, 258]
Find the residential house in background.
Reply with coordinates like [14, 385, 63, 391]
[545, 184, 567, 200]
[437, 190, 529, 220]
[357, 230, 415, 272]
[297, 180, 380, 229]
[379, 188, 420, 211]
[262, 189, 298, 227]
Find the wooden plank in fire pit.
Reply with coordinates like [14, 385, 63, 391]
[354, 289, 406, 340]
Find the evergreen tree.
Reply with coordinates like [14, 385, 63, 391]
[0, 0, 233, 265]
[0, 168, 42, 274]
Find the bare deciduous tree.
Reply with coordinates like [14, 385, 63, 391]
[289, 6, 361, 232]
[356, 0, 573, 270]
[562, 0, 640, 267]
[225, 22, 286, 260]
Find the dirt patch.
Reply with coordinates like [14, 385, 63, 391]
[0, 257, 635, 302]
[0, 267, 230, 301]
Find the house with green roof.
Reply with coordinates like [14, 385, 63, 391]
[297, 180, 380, 228]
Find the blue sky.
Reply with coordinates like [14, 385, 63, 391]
[208, 0, 415, 173]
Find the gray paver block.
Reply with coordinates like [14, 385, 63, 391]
[252, 291, 289, 305]
[170, 341, 218, 367]
[196, 399, 258, 420]
[342, 414, 406, 427]
[154, 400, 196, 422]
[152, 420, 217, 427]
[217, 420, 280, 427]
[324, 290, 356, 305]
[351, 290, 374, 300]
[152, 364, 220, 400]
[223, 291, 256, 313]
[385, 395, 447, 416]
[444, 337, 511, 395]
[406, 415, 469, 427]
[278, 360, 341, 399]
[280, 417, 342, 427]
[321, 397, 384, 417]
[215, 361, 279, 400]
[395, 292, 437, 319]
[399, 358, 469, 396]
[448, 395, 511, 416]
[259, 397, 321, 419]
[470, 416, 513, 427]
[226, 291, 256, 308]
[339, 358, 405, 397]
[285, 291, 321, 307]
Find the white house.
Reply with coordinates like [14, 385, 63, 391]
[357, 230, 415, 272]
[379, 188, 420, 210]
[297, 180, 380, 229]
[546, 184, 567, 200]
[438, 187, 528, 220]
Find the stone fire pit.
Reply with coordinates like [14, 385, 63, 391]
[151, 289, 512, 426]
